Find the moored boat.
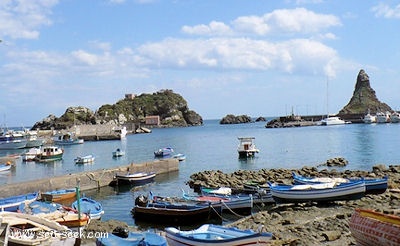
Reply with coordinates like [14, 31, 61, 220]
[41, 188, 77, 202]
[72, 197, 104, 220]
[154, 147, 174, 157]
[269, 180, 366, 203]
[182, 190, 253, 215]
[112, 148, 125, 157]
[165, 224, 273, 246]
[349, 208, 400, 246]
[172, 153, 186, 161]
[0, 162, 11, 172]
[132, 194, 218, 225]
[96, 230, 167, 246]
[114, 171, 156, 186]
[18, 200, 90, 227]
[237, 137, 259, 158]
[0, 192, 39, 212]
[74, 154, 95, 164]
[22, 147, 41, 161]
[376, 111, 391, 123]
[34, 146, 64, 162]
[0, 211, 73, 245]
[54, 132, 84, 145]
[292, 172, 388, 195]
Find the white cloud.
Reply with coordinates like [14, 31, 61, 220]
[263, 8, 341, 34]
[182, 21, 233, 36]
[371, 3, 400, 19]
[183, 8, 341, 37]
[0, 0, 58, 39]
[71, 50, 99, 66]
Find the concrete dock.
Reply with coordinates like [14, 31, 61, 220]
[0, 158, 179, 198]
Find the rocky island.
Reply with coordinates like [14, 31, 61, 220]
[32, 89, 203, 131]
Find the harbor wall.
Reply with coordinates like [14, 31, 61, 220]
[0, 158, 179, 198]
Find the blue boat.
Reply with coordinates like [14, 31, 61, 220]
[269, 180, 366, 203]
[0, 192, 38, 212]
[96, 231, 167, 246]
[133, 194, 218, 225]
[72, 197, 104, 220]
[292, 172, 388, 194]
[165, 224, 273, 246]
[154, 147, 174, 157]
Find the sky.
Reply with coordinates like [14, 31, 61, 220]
[1, 0, 400, 127]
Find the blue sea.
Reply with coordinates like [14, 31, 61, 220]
[1, 119, 400, 227]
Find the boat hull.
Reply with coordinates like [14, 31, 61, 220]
[133, 203, 216, 225]
[115, 172, 156, 186]
[292, 173, 388, 195]
[41, 189, 77, 202]
[165, 224, 273, 246]
[349, 208, 400, 246]
[270, 181, 366, 203]
[97, 231, 167, 246]
[72, 197, 104, 220]
[0, 192, 38, 212]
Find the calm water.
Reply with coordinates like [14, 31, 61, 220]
[1, 119, 400, 226]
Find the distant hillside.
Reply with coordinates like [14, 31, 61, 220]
[32, 89, 203, 130]
[339, 69, 392, 114]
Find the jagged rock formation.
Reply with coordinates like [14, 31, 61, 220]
[339, 69, 392, 114]
[220, 114, 253, 124]
[32, 89, 203, 130]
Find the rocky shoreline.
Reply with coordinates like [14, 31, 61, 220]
[186, 163, 400, 245]
[82, 162, 400, 245]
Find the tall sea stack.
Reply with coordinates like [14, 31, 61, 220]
[339, 69, 392, 114]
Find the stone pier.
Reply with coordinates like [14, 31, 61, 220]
[0, 158, 179, 198]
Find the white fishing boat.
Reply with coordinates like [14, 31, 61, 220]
[320, 116, 350, 126]
[74, 154, 95, 164]
[363, 109, 377, 124]
[34, 146, 64, 162]
[391, 111, 400, 123]
[237, 137, 259, 158]
[54, 132, 84, 145]
[376, 111, 391, 123]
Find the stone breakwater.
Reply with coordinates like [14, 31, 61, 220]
[186, 164, 400, 245]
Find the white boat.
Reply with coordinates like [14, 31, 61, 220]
[22, 147, 42, 161]
[112, 148, 125, 157]
[237, 137, 259, 158]
[363, 110, 377, 124]
[54, 132, 84, 145]
[0, 163, 11, 172]
[115, 171, 156, 185]
[376, 111, 391, 123]
[74, 154, 95, 164]
[0, 133, 27, 150]
[172, 153, 186, 161]
[269, 180, 365, 203]
[165, 224, 273, 246]
[391, 112, 400, 123]
[320, 116, 350, 126]
[0, 211, 72, 245]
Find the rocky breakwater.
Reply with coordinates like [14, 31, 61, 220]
[186, 164, 400, 245]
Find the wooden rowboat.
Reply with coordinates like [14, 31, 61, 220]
[349, 208, 400, 246]
[41, 188, 77, 202]
[165, 224, 273, 246]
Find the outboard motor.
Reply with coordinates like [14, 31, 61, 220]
[112, 226, 129, 238]
[135, 194, 148, 207]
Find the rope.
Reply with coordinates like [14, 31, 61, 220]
[209, 204, 230, 222]
[221, 200, 246, 218]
